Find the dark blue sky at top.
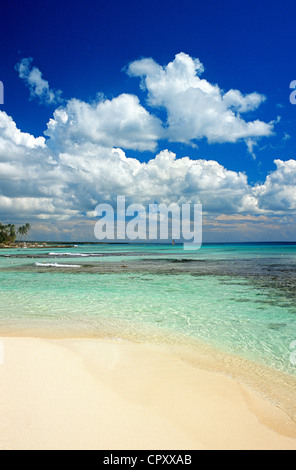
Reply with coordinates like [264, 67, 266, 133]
[1, 0, 296, 184]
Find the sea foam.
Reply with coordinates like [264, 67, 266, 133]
[35, 262, 81, 268]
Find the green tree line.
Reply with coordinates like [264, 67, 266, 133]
[0, 223, 31, 244]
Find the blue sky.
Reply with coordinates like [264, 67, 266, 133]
[1, 0, 296, 241]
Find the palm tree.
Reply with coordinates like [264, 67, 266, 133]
[8, 224, 16, 243]
[25, 223, 31, 235]
[0, 222, 31, 245]
[17, 226, 25, 241]
[17, 224, 31, 241]
[0, 223, 17, 244]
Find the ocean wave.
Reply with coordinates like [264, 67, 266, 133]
[34, 262, 81, 268]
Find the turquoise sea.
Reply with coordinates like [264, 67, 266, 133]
[1, 242, 296, 380]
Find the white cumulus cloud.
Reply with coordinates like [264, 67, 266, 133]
[45, 94, 164, 152]
[255, 159, 296, 211]
[127, 52, 273, 147]
[0, 111, 45, 165]
[0, 108, 295, 243]
[0, 53, 294, 240]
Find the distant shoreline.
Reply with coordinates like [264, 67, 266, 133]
[1, 241, 296, 249]
[0, 243, 77, 249]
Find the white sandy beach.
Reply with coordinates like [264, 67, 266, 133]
[0, 336, 295, 450]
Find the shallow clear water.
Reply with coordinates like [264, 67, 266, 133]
[1, 243, 296, 376]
